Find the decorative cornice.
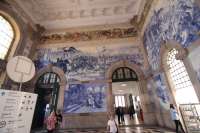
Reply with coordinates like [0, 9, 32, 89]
[131, 0, 154, 31]
[40, 27, 138, 44]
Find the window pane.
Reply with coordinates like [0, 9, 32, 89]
[115, 96, 119, 107]
[0, 15, 14, 59]
[118, 96, 122, 107]
[167, 49, 199, 104]
[121, 96, 125, 107]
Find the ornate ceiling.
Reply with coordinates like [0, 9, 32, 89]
[15, 0, 144, 30]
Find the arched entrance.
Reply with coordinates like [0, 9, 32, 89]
[32, 72, 60, 129]
[106, 61, 145, 126]
[31, 65, 66, 129]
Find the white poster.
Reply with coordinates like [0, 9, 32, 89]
[0, 89, 37, 133]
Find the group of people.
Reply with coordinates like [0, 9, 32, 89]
[107, 104, 185, 133]
[45, 110, 63, 133]
[115, 106, 136, 125]
[44, 104, 185, 133]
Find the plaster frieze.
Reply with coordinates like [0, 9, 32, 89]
[40, 27, 138, 44]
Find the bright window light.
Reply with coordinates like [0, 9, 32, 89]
[115, 95, 125, 107]
[167, 49, 199, 104]
[0, 15, 14, 59]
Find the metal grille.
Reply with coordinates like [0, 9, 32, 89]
[167, 48, 198, 104]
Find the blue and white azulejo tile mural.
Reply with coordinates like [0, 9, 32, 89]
[153, 73, 170, 110]
[34, 45, 144, 82]
[144, 0, 200, 71]
[63, 83, 107, 113]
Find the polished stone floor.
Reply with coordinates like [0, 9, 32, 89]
[32, 114, 176, 133]
[33, 126, 175, 133]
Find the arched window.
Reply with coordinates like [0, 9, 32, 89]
[0, 15, 14, 59]
[112, 67, 138, 82]
[167, 48, 198, 104]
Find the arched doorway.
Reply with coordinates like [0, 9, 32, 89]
[111, 66, 142, 126]
[32, 72, 60, 129]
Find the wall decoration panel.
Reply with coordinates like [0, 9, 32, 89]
[34, 45, 144, 82]
[63, 83, 107, 113]
[153, 73, 170, 110]
[146, 79, 156, 104]
[144, 0, 200, 71]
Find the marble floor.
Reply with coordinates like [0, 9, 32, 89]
[33, 126, 175, 133]
[32, 115, 175, 133]
[115, 114, 142, 126]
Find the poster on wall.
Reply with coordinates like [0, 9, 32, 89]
[0, 89, 37, 133]
[153, 73, 170, 110]
[63, 83, 107, 113]
[188, 46, 200, 82]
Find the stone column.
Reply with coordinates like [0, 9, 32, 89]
[57, 83, 65, 111]
[107, 81, 114, 116]
[139, 79, 157, 125]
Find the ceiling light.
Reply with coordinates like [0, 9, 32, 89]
[121, 83, 127, 87]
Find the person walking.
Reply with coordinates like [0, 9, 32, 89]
[170, 104, 185, 133]
[107, 115, 118, 133]
[46, 111, 57, 133]
[116, 107, 121, 124]
[129, 105, 135, 119]
[119, 107, 125, 124]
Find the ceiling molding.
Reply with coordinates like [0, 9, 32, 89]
[15, 0, 143, 29]
[40, 27, 138, 44]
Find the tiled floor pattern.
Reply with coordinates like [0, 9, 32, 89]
[33, 126, 175, 133]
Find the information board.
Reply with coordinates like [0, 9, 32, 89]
[0, 89, 37, 133]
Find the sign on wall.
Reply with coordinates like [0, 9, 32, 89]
[0, 89, 37, 133]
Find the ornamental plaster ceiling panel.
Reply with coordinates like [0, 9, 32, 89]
[15, 0, 143, 30]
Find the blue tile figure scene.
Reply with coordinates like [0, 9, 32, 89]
[144, 0, 200, 71]
[63, 83, 107, 113]
[153, 73, 170, 110]
[146, 79, 156, 104]
[34, 46, 144, 82]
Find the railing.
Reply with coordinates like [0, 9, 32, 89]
[179, 103, 200, 133]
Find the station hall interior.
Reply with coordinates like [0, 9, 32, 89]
[1, 0, 200, 133]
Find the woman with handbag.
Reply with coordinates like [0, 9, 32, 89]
[107, 115, 119, 133]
